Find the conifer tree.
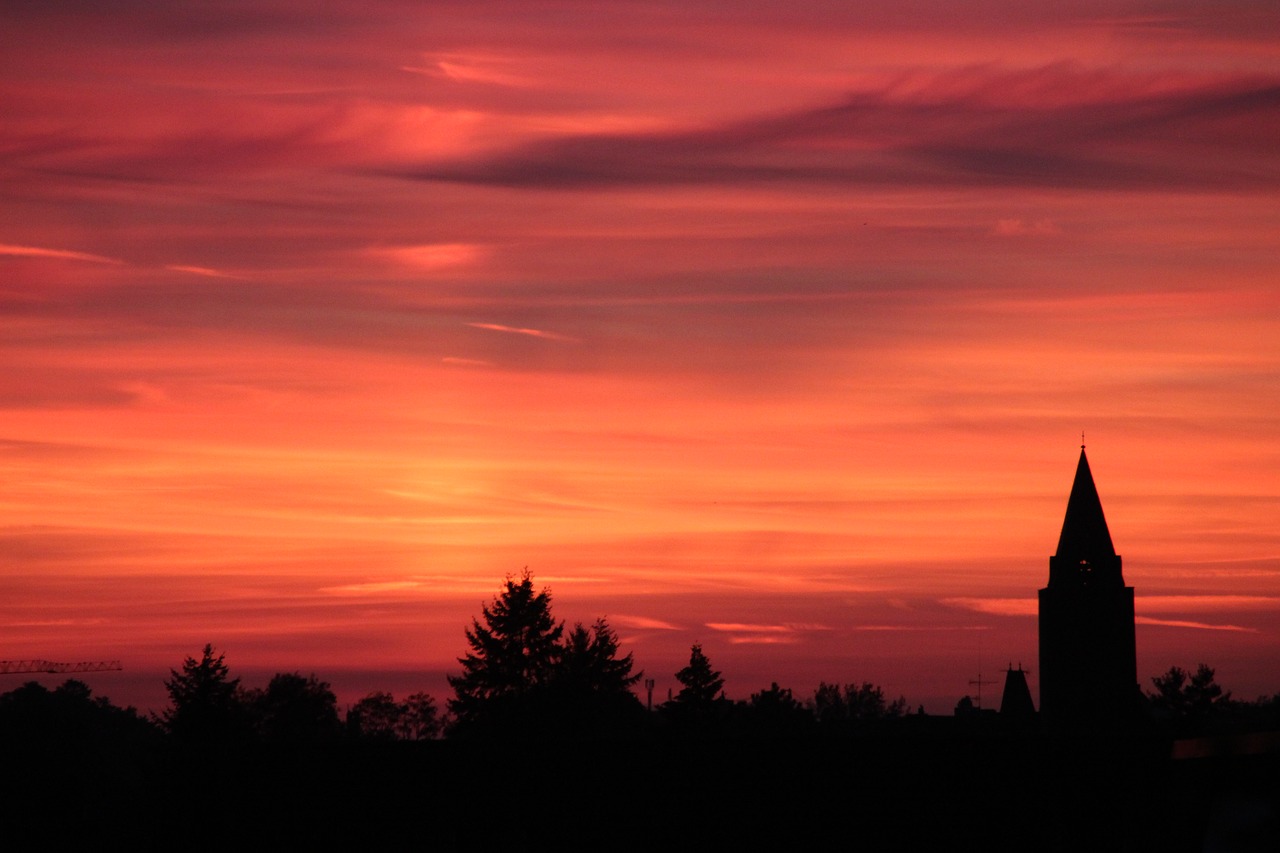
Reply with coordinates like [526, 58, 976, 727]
[558, 618, 642, 697]
[161, 643, 245, 744]
[673, 643, 724, 707]
[447, 569, 564, 727]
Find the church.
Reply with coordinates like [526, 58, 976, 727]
[1035, 445, 1140, 729]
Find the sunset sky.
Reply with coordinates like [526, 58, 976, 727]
[3, 1, 1278, 715]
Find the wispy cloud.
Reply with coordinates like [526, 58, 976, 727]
[613, 614, 681, 631]
[165, 264, 243, 279]
[1134, 616, 1257, 632]
[371, 244, 483, 270]
[397, 69, 1280, 192]
[708, 622, 791, 633]
[706, 622, 831, 633]
[319, 581, 427, 595]
[0, 244, 123, 264]
[944, 595, 1280, 622]
[706, 622, 830, 643]
[402, 53, 533, 88]
[7, 617, 111, 628]
[1138, 595, 1280, 612]
[0, 372, 139, 410]
[467, 322, 578, 342]
[854, 624, 989, 631]
[942, 597, 1038, 617]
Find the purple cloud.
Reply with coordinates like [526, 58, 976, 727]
[395, 70, 1280, 192]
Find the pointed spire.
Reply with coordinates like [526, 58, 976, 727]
[1055, 448, 1116, 562]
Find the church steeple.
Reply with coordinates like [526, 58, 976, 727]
[1038, 444, 1138, 729]
[1055, 447, 1116, 563]
[1046, 446, 1124, 589]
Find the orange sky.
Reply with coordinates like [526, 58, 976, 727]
[2, 1, 1278, 714]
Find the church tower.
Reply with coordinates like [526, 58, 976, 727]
[1038, 446, 1138, 729]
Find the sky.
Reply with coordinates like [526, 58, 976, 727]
[2, 0, 1278, 715]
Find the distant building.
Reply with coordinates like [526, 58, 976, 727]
[999, 664, 1036, 721]
[1038, 447, 1139, 730]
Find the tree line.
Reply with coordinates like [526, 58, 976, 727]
[3, 570, 1278, 746]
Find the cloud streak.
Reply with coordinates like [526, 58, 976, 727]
[165, 264, 243, 279]
[371, 244, 484, 271]
[943, 595, 1279, 630]
[705, 622, 832, 645]
[0, 244, 123, 264]
[613, 615, 681, 631]
[397, 69, 1280, 192]
[1134, 616, 1257, 633]
[467, 322, 578, 342]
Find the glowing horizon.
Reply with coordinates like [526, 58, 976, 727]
[2, 1, 1278, 714]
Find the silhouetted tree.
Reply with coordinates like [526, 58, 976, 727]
[162, 644, 247, 744]
[447, 569, 564, 730]
[399, 691, 443, 740]
[248, 672, 341, 743]
[1149, 663, 1231, 733]
[744, 682, 812, 733]
[0, 679, 159, 831]
[543, 618, 646, 734]
[558, 618, 642, 696]
[0, 678, 156, 749]
[811, 681, 908, 728]
[348, 691, 404, 740]
[345, 691, 443, 740]
[812, 682, 844, 725]
[1232, 692, 1280, 733]
[661, 644, 729, 731]
[750, 682, 798, 709]
[673, 643, 724, 706]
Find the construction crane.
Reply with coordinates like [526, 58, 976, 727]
[0, 660, 122, 675]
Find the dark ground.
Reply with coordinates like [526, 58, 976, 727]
[3, 725, 1275, 852]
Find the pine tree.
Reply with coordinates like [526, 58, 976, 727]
[558, 618, 642, 697]
[549, 618, 645, 733]
[662, 644, 728, 730]
[673, 643, 724, 707]
[447, 569, 564, 728]
[161, 643, 245, 744]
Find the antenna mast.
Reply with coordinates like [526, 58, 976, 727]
[969, 671, 999, 710]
